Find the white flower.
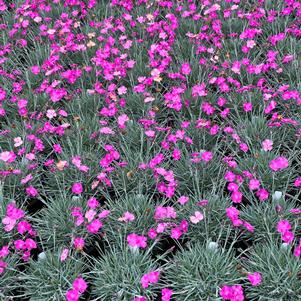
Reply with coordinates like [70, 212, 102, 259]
[38, 252, 46, 261]
[272, 191, 283, 201]
[207, 241, 218, 251]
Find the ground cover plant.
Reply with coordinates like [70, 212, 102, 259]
[0, 0, 301, 300]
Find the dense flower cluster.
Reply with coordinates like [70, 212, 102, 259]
[0, 0, 300, 300]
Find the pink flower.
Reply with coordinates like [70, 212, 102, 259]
[87, 197, 99, 208]
[161, 288, 173, 301]
[277, 220, 291, 234]
[294, 245, 301, 257]
[243, 102, 252, 112]
[2, 216, 17, 232]
[172, 148, 181, 161]
[46, 109, 57, 119]
[248, 272, 262, 286]
[192, 83, 207, 97]
[72, 182, 83, 194]
[243, 221, 254, 233]
[0, 261, 8, 275]
[117, 114, 129, 129]
[24, 238, 37, 250]
[141, 274, 150, 288]
[50, 88, 67, 102]
[66, 289, 79, 301]
[189, 211, 204, 224]
[231, 191, 243, 203]
[127, 233, 147, 249]
[148, 228, 157, 239]
[87, 219, 102, 234]
[220, 285, 244, 300]
[170, 227, 182, 239]
[85, 209, 96, 222]
[118, 211, 135, 222]
[269, 157, 289, 171]
[178, 196, 189, 205]
[249, 179, 260, 190]
[262, 139, 273, 151]
[201, 151, 213, 162]
[73, 237, 85, 251]
[294, 240, 301, 257]
[0, 151, 16, 163]
[154, 206, 177, 220]
[72, 277, 87, 293]
[60, 248, 69, 262]
[17, 221, 31, 234]
[31, 66, 40, 74]
[98, 210, 110, 219]
[238, 143, 248, 152]
[294, 177, 301, 187]
[117, 86, 127, 95]
[14, 239, 25, 250]
[220, 285, 233, 299]
[256, 188, 269, 201]
[14, 137, 23, 147]
[180, 62, 191, 75]
[281, 231, 294, 243]
[226, 207, 240, 220]
[0, 246, 9, 258]
[141, 271, 160, 288]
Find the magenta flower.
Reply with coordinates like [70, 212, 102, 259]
[161, 288, 173, 301]
[72, 277, 87, 294]
[281, 231, 294, 243]
[25, 186, 38, 197]
[66, 289, 79, 301]
[249, 179, 260, 190]
[140, 271, 160, 288]
[256, 188, 269, 201]
[277, 220, 291, 234]
[248, 272, 262, 286]
[243, 102, 252, 112]
[0, 261, 8, 275]
[201, 151, 213, 162]
[220, 285, 244, 300]
[231, 191, 243, 203]
[71, 182, 83, 194]
[180, 62, 191, 75]
[86, 219, 103, 234]
[269, 157, 289, 171]
[127, 233, 147, 249]
[73, 237, 85, 251]
[294, 177, 301, 187]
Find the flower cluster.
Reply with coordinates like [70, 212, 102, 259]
[220, 285, 244, 301]
[140, 271, 160, 288]
[66, 277, 87, 301]
[277, 219, 294, 243]
[0, 0, 301, 300]
[1, 203, 37, 262]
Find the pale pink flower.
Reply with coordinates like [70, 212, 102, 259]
[118, 211, 135, 222]
[14, 137, 23, 147]
[60, 248, 69, 262]
[189, 211, 204, 224]
[262, 139, 273, 151]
